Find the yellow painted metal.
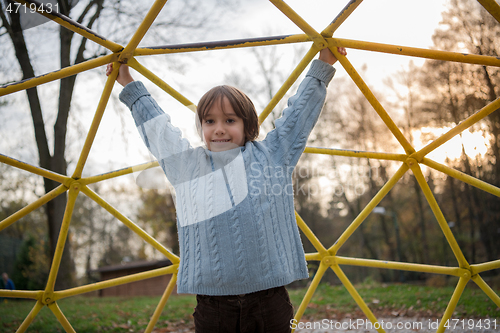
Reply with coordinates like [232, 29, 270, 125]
[292, 261, 329, 332]
[0, 184, 67, 232]
[54, 265, 178, 301]
[0, 289, 42, 299]
[471, 259, 500, 275]
[330, 37, 500, 67]
[304, 147, 407, 161]
[269, 0, 326, 48]
[144, 274, 179, 333]
[329, 163, 409, 253]
[321, 0, 364, 37]
[295, 212, 329, 257]
[72, 64, 118, 179]
[330, 264, 385, 333]
[45, 184, 80, 296]
[335, 256, 466, 277]
[471, 274, 500, 308]
[48, 302, 77, 333]
[134, 34, 310, 56]
[423, 157, 500, 198]
[259, 45, 318, 123]
[80, 185, 180, 263]
[1, 0, 500, 331]
[330, 45, 415, 155]
[16, 300, 45, 333]
[437, 276, 470, 333]
[118, 0, 169, 62]
[409, 161, 469, 269]
[80, 161, 159, 185]
[0, 54, 118, 97]
[413, 97, 500, 161]
[14, 0, 123, 53]
[477, 0, 500, 24]
[0, 153, 69, 185]
[129, 58, 196, 111]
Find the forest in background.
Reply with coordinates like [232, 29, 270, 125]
[0, 0, 499, 290]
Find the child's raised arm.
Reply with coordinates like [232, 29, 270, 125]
[106, 63, 135, 87]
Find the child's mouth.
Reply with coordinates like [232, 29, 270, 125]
[212, 139, 231, 142]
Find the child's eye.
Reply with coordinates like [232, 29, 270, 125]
[226, 119, 235, 123]
[204, 119, 214, 124]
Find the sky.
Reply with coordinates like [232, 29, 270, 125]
[1, 0, 469, 182]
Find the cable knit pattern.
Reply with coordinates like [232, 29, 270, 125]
[119, 59, 335, 295]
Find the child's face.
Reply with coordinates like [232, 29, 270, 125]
[201, 96, 245, 152]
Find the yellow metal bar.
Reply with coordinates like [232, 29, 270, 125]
[16, 300, 44, 333]
[471, 274, 500, 308]
[413, 97, 500, 161]
[322, 0, 364, 36]
[331, 46, 415, 155]
[48, 302, 76, 333]
[409, 161, 469, 268]
[304, 252, 321, 261]
[0, 153, 69, 185]
[292, 261, 328, 332]
[437, 275, 469, 333]
[423, 157, 500, 198]
[269, 0, 326, 48]
[45, 184, 80, 295]
[330, 37, 500, 68]
[118, 0, 169, 62]
[128, 58, 196, 112]
[80, 161, 159, 185]
[471, 259, 500, 275]
[54, 265, 178, 300]
[0, 184, 67, 232]
[144, 274, 178, 333]
[304, 147, 407, 161]
[15, 0, 122, 52]
[259, 45, 318, 124]
[335, 256, 465, 276]
[477, 0, 500, 24]
[134, 34, 310, 56]
[0, 54, 118, 97]
[329, 163, 409, 253]
[80, 185, 180, 263]
[72, 63, 118, 179]
[330, 263, 384, 333]
[0, 290, 42, 299]
[295, 211, 329, 257]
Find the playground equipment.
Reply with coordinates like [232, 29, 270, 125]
[1, 0, 500, 332]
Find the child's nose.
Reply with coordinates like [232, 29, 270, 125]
[215, 123, 226, 134]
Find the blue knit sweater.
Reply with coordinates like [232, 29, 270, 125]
[119, 59, 335, 295]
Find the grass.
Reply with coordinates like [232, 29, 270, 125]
[1, 283, 499, 332]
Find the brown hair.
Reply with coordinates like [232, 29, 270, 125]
[197, 85, 259, 143]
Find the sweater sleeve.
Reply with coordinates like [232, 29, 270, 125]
[119, 81, 193, 178]
[261, 59, 335, 168]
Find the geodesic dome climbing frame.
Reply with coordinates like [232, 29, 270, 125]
[1, 0, 500, 332]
